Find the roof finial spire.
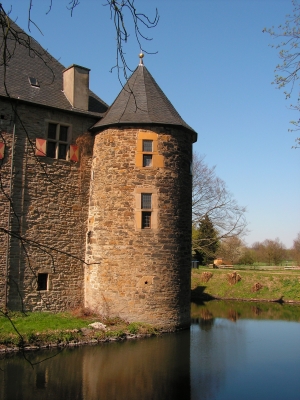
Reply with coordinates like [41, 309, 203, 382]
[139, 51, 144, 66]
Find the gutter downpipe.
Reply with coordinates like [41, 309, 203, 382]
[4, 119, 16, 312]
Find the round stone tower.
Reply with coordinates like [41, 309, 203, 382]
[85, 56, 197, 329]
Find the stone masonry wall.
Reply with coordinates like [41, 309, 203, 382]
[0, 102, 15, 309]
[0, 99, 96, 311]
[85, 126, 193, 329]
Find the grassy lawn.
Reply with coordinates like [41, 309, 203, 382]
[0, 310, 158, 348]
[192, 268, 300, 302]
[0, 311, 94, 336]
[2, 267, 300, 349]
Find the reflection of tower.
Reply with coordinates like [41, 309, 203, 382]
[85, 55, 197, 329]
[82, 332, 191, 400]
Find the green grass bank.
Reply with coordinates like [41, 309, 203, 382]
[192, 267, 300, 302]
[0, 311, 159, 352]
[2, 268, 300, 351]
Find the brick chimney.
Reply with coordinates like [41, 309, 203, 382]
[63, 64, 90, 111]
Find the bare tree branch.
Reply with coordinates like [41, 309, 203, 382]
[104, 0, 159, 83]
[0, 0, 159, 365]
[263, 0, 300, 145]
[192, 153, 248, 242]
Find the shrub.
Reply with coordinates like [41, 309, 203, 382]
[200, 272, 213, 283]
[227, 271, 242, 285]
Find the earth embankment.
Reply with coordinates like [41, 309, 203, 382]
[191, 268, 300, 303]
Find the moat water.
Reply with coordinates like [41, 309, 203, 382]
[1, 301, 300, 400]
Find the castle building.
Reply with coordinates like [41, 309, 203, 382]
[0, 20, 197, 329]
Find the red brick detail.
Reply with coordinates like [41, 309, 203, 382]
[35, 138, 46, 156]
[0, 142, 4, 159]
[70, 145, 79, 162]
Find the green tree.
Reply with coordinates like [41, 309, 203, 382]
[192, 215, 219, 266]
[262, 238, 286, 266]
[251, 241, 266, 264]
[237, 249, 255, 266]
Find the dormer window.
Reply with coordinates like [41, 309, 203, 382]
[28, 77, 40, 87]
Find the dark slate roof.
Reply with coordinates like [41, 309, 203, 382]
[91, 64, 197, 141]
[0, 18, 108, 116]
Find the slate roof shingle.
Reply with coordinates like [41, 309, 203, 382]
[0, 18, 108, 116]
[91, 64, 197, 141]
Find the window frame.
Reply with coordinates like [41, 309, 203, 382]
[135, 131, 164, 169]
[141, 193, 152, 229]
[46, 122, 71, 160]
[134, 187, 158, 231]
[141, 211, 151, 229]
[142, 139, 153, 167]
[143, 154, 153, 167]
[142, 140, 153, 152]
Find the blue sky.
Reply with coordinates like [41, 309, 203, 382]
[5, 0, 300, 248]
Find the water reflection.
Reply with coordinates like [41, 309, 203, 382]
[1, 301, 300, 400]
[81, 333, 190, 400]
[192, 301, 300, 400]
[1, 332, 190, 400]
[191, 299, 300, 326]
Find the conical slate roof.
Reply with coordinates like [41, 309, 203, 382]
[91, 62, 197, 142]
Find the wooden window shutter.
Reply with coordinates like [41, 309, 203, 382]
[35, 138, 46, 156]
[0, 142, 5, 159]
[70, 144, 79, 162]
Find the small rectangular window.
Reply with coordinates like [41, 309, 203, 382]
[37, 273, 48, 291]
[46, 123, 69, 160]
[142, 140, 153, 168]
[143, 154, 152, 167]
[142, 211, 151, 229]
[141, 193, 152, 209]
[59, 125, 68, 141]
[143, 140, 153, 152]
[46, 141, 56, 158]
[58, 143, 67, 159]
[47, 123, 57, 140]
[141, 193, 152, 229]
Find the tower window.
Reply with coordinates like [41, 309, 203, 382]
[141, 193, 152, 229]
[143, 154, 152, 167]
[142, 211, 151, 229]
[142, 140, 153, 167]
[37, 273, 48, 291]
[141, 193, 152, 209]
[143, 140, 153, 152]
[46, 123, 69, 159]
